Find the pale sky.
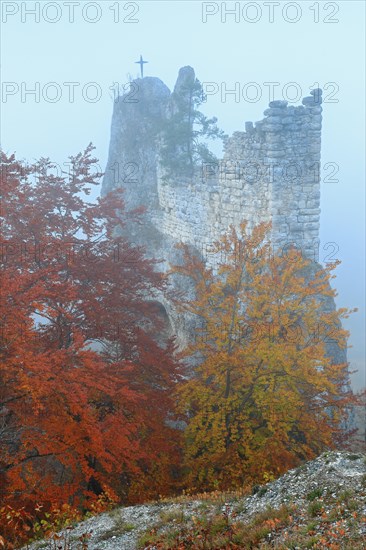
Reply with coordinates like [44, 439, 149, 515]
[1, 0, 365, 389]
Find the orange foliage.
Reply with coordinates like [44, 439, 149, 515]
[172, 221, 356, 491]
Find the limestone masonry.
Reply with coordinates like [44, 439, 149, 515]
[102, 66, 322, 263]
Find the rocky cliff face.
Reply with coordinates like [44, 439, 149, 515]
[102, 76, 169, 253]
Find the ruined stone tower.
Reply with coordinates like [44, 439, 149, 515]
[101, 67, 332, 351]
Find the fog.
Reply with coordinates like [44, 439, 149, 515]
[1, 0, 364, 390]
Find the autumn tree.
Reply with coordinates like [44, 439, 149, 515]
[172, 221, 356, 491]
[0, 146, 181, 527]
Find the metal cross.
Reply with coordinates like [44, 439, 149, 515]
[135, 55, 148, 78]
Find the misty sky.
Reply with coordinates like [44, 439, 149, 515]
[1, 0, 365, 389]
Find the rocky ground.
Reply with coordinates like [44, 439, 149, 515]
[23, 451, 366, 549]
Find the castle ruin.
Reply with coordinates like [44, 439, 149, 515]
[101, 67, 337, 355]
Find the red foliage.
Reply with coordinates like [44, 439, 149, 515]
[0, 146, 181, 518]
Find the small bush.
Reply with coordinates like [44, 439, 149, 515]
[305, 521, 317, 533]
[338, 489, 354, 502]
[159, 508, 186, 524]
[137, 528, 160, 548]
[306, 488, 323, 501]
[307, 500, 323, 517]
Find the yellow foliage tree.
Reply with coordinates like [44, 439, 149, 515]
[172, 222, 356, 491]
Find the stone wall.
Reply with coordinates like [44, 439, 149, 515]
[155, 88, 322, 269]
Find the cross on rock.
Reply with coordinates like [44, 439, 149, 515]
[135, 55, 148, 78]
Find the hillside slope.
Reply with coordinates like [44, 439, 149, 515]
[25, 451, 365, 549]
